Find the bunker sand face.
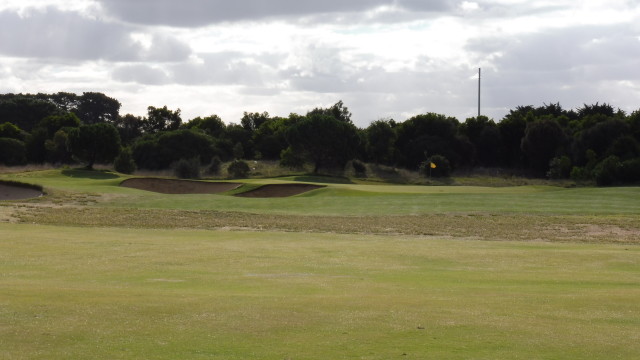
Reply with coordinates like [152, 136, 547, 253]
[0, 184, 43, 201]
[120, 178, 241, 194]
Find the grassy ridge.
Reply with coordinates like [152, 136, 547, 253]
[2, 224, 639, 359]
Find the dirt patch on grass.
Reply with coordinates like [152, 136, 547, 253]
[0, 183, 43, 201]
[121, 178, 241, 194]
[235, 184, 325, 198]
[14, 205, 640, 245]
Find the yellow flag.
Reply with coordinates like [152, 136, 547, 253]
[430, 162, 437, 169]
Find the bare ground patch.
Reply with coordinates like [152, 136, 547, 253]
[11, 205, 640, 244]
[120, 178, 241, 194]
[235, 184, 325, 198]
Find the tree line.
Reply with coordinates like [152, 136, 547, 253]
[1, 92, 639, 185]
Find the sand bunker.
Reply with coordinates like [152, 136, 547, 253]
[235, 184, 325, 198]
[0, 183, 43, 201]
[120, 178, 241, 194]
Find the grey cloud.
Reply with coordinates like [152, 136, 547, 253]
[112, 51, 281, 86]
[469, 24, 640, 80]
[98, 0, 454, 27]
[0, 7, 191, 62]
[466, 24, 640, 115]
[112, 64, 171, 85]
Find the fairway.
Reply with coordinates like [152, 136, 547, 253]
[2, 225, 640, 360]
[1, 170, 639, 359]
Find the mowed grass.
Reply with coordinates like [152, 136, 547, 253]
[3, 170, 639, 216]
[1, 169, 639, 359]
[2, 224, 640, 360]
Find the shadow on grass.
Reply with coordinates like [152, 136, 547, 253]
[62, 169, 120, 180]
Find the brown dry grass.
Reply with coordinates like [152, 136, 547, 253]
[11, 204, 640, 244]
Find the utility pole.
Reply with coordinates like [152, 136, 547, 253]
[478, 67, 481, 118]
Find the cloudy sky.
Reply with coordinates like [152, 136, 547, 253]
[0, 0, 638, 127]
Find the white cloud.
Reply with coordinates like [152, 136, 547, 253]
[0, 0, 639, 126]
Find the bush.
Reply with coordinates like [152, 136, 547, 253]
[593, 155, 621, 186]
[0, 137, 27, 166]
[207, 156, 222, 175]
[420, 154, 451, 178]
[173, 157, 201, 179]
[619, 158, 640, 184]
[547, 155, 572, 179]
[227, 159, 250, 178]
[114, 147, 136, 174]
[352, 160, 367, 177]
[279, 146, 305, 169]
[570, 166, 590, 181]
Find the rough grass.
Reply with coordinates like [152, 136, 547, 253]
[11, 206, 640, 244]
[1, 224, 639, 360]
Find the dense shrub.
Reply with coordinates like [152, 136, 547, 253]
[173, 157, 201, 179]
[279, 146, 305, 169]
[421, 154, 451, 178]
[0, 137, 27, 165]
[114, 147, 136, 174]
[132, 129, 214, 170]
[0, 122, 24, 140]
[593, 155, 621, 186]
[570, 166, 590, 181]
[547, 155, 572, 179]
[352, 159, 367, 177]
[207, 155, 222, 175]
[619, 158, 640, 184]
[227, 159, 250, 178]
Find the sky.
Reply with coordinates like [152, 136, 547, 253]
[0, 0, 638, 127]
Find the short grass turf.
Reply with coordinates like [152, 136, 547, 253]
[1, 170, 639, 359]
[1, 224, 640, 360]
[3, 170, 639, 216]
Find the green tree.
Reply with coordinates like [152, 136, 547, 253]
[394, 113, 460, 169]
[44, 130, 73, 164]
[0, 94, 61, 132]
[459, 116, 502, 166]
[143, 106, 182, 133]
[225, 124, 254, 159]
[132, 129, 214, 170]
[593, 155, 622, 186]
[113, 114, 144, 145]
[547, 156, 572, 179]
[498, 109, 529, 168]
[227, 159, 251, 178]
[75, 92, 121, 124]
[521, 119, 567, 176]
[306, 100, 352, 123]
[68, 123, 121, 169]
[241, 111, 270, 132]
[285, 113, 360, 173]
[253, 116, 293, 160]
[187, 115, 226, 138]
[173, 157, 201, 179]
[0, 122, 24, 140]
[365, 119, 396, 165]
[0, 138, 27, 166]
[574, 119, 629, 164]
[113, 147, 136, 174]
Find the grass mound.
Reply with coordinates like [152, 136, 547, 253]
[235, 183, 326, 198]
[120, 178, 241, 194]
